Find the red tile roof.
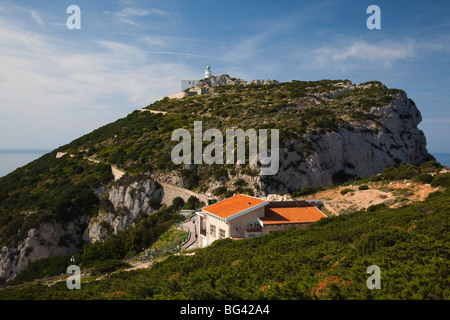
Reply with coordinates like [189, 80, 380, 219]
[202, 194, 267, 220]
[260, 206, 326, 225]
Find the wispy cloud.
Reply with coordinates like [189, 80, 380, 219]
[301, 36, 450, 72]
[0, 15, 195, 148]
[30, 10, 45, 28]
[106, 7, 168, 25]
[306, 40, 416, 71]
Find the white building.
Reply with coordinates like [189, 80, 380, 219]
[181, 66, 212, 91]
[181, 79, 200, 91]
[195, 193, 326, 248]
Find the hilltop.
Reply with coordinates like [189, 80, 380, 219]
[0, 76, 435, 282]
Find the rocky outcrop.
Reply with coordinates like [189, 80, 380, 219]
[259, 91, 428, 194]
[189, 74, 278, 92]
[83, 179, 163, 243]
[249, 79, 279, 85]
[0, 217, 87, 282]
[191, 74, 246, 88]
[200, 86, 429, 196]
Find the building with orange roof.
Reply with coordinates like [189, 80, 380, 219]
[195, 194, 326, 248]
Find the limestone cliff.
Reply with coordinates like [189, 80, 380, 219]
[263, 90, 428, 194]
[0, 217, 87, 282]
[199, 83, 429, 196]
[83, 179, 163, 243]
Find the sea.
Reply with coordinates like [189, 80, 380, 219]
[433, 153, 450, 168]
[0, 150, 51, 178]
[0, 150, 449, 179]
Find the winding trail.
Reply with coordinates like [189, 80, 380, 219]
[78, 153, 209, 204]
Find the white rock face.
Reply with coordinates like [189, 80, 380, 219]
[189, 74, 278, 91]
[259, 91, 428, 194]
[83, 179, 163, 243]
[0, 217, 87, 282]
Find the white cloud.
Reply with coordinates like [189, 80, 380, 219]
[301, 36, 450, 73]
[0, 14, 195, 149]
[306, 40, 416, 71]
[326, 41, 414, 62]
[30, 10, 45, 28]
[106, 7, 169, 25]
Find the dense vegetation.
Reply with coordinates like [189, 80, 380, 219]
[0, 152, 114, 246]
[0, 172, 448, 299]
[337, 160, 446, 188]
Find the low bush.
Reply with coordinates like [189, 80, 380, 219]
[413, 173, 433, 184]
[431, 172, 450, 187]
[91, 259, 131, 276]
[340, 188, 352, 195]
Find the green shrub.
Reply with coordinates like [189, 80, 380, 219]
[240, 167, 258, 176]
[431, 172, 450, 187]
[172, 197, 185, 208]
[413, 173, 433, 184]
[91, 259, 131, 276]
[213, 186, 227, 196]
[148, 197, 162, 210]
[381, 164, 419, 180]
[293, 185, 324, 197]
[233, 178, 247, 187]
[419, 161, 443, 173]
[358, 185, 369, 190]
[340, 188, 352, 195]
[366, 203, 387, 212]
[213, 168, 229, 181]
[183, 196, 202, 210]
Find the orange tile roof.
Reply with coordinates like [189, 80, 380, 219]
[202, 194, 267, 220]
[260, 206, 326, 225]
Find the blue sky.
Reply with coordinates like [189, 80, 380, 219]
[0, 0, 449, 153]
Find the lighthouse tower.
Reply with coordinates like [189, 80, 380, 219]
[205, 66, 212, 78]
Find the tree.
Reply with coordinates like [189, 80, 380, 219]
[172, 197, 185, 208]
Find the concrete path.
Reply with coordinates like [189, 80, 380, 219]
[180, 215, 198, 250]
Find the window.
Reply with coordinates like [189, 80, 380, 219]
[234, 226, 240, 232]
[210, 224, 216, 237]
[219, 229, 226, 239]
[248, 222, 255, 228]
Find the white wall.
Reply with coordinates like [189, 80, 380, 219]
[181, 79, 200, 91]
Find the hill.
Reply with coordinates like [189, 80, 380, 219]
[0, 75, 435, 282]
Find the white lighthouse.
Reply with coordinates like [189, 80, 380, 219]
[205, 66, 212, 78]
